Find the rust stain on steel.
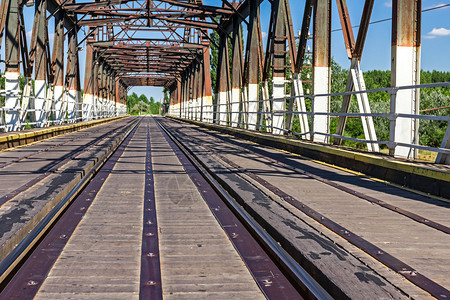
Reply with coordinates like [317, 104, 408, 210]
[139, 118, 163, 300]
[313, 0, 331, 68]
[392, 0, 421, 47]
[336, 0, 355, 59]
[0, 119, 141, 299]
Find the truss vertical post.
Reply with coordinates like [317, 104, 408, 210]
[66, 27, 78, 122]
[98, 62, 106, 118]
[391, 0, 421, 158]
[4, 0, 20, 131]
[217, 32, 230, 126]
[52, 10, 65, 124]
[247, 0, 261, 130]
[33, 0, 48, 127]
[231, 17, 243, 128]
[93, 60, 99, 118]
[192, 63, 198, 120]
[115, 76, 119, 116]
[312, 0, 331, 143]
[177, 79, 182, 118]
[201, 39, 213, 123]
[83, 30, 96, 121]
[272, 0, 287, 135]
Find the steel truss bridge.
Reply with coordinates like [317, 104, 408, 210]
[0, 0, 449, 163]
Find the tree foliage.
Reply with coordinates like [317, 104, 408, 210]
[127, 92, 160, 115]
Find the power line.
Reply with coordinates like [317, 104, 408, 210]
[331, 3, 450, 33]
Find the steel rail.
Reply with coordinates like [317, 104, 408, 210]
[0, 117, 141, 287]
[155, 117, 332, 300]
[162, 119, 450, 299]
[0, 118, 137, 208]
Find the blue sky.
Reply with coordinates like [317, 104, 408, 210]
[11, 0, 450, 100]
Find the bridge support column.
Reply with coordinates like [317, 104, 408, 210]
[53, 10, 65, 124]
[4, 0, 20, 131]
[231, 18, 243, 128]
[83, 33, 95, 121]
[32, 0, 49, 127]
[93, 62, 100, 119]
[66, 27, 80, 123]
[217, 33, 229, 126]
[390, 0, 421, 158]
[202, 39, 213, 123]
[247, 0, 261, 131]
[312, 0, 331, 143]
[272, 0, 288, 135]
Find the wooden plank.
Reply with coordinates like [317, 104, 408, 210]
[149, 120, 265, 300]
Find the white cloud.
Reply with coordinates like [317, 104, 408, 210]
[384, 1, 392, 7]
[26, 30, 32, 39]
[428, 27, 450, 36]
[261, 31, 267, 39]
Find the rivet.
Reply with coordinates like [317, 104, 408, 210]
[410, 271, 417, 276]
[146, 208, 152, 211]
[262, 279, 272, 286]
[320, 216, 324, 220]
[231, 233, 238, 239]
[27, 280, 38, 286]
[146, 221, 153, 225]
[377, 251, 383, 255]
[145, 232, 155, 236]
[146, 252, 157, 257]
[146, 280, 158, 286]
[344, 231, 349, 235]
[59, 234, 67, 239]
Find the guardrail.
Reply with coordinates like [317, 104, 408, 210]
[0, 91, 127, 132]
[168, 82, 450, 162]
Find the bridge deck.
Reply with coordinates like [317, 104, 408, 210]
[159, 117, 450, 299]
[0, 116, 449, 299]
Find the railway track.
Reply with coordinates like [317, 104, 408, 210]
[0, 116, 333, 299]
[1, 115, 448, 299]
[156, 117, 450, 299]
[0, 117, 142, 295]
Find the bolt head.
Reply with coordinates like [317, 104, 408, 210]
[27, 280, 38, 286]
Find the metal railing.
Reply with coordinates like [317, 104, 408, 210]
[0, 91, 127, 132]
[168, 82, 450, 160]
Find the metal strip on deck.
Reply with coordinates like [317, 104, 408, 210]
[139, 118, 163, 299]
[0, 118, 141, 299]
[149, 117, 267, 300]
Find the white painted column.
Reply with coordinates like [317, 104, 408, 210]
[272, 76, 285, 134]
[218, 91, 227, 125]
[83, 93, 94, 121]
[312, 66, 330, 143]
[391, 46, 418, 158]
[67, 89, 77, 122]
[247, 84, 259, 130]
[5, 71, 21, 131]
[34, 80, 47, 127]
[231, 88, 240, 127]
